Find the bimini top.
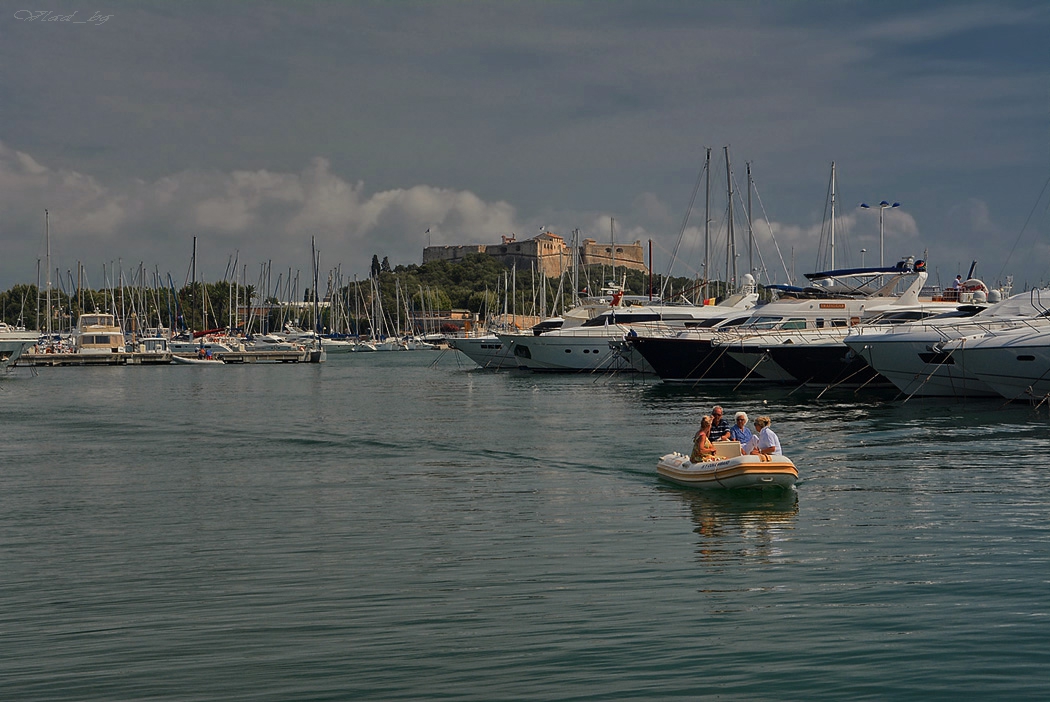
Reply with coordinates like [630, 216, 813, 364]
[802, 258, 924, 281]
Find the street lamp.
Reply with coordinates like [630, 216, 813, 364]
[860, 248, 867, 267]
[860, 200, 900, 266]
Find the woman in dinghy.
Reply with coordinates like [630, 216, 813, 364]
[690, 416, 718, 462]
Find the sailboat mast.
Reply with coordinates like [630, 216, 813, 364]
[830, 161, 836, 271]
[191, 236, 197, 332]
[45, 210, 52, 338]
[311, 237, 320, 335]
[747, 162, 753, 279]
[703, 147, 711, 302]
[572, 229, 580, 306]
[725, 146, 735, 290]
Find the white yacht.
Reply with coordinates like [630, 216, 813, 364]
[448, 295, 644, 371]
[844, 287, 1050, 397]
[936, 322, 1050, 401]
[321, 337, 356, 353]
[631, 261, 935, 383]
[446, 333, 518, 369]
[170, 336, 240, 355]
[0, 322, 39, 370]
[712, 268, 962, 385]
[497, 276, 760, 373]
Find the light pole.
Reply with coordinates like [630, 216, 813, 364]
[860, 248, 867, 267]
[860, 200, 900, 266]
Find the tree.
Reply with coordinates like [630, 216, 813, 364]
[381, 256, 391, 273]
[370, 255, 381, 279]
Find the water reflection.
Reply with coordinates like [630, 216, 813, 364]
[664, 487, 799, 564]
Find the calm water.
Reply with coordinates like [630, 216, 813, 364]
[2, 352, 1049, 700]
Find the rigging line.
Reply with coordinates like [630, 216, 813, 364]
[688, 337, 738, 388]
[1025, 385, 1050, 410]
[851, 370, 883, 396]
[590, 347, 624, 380]
[862, 342, 906, 402]
[1035, 393, 1050, 411]
[731, 350, 770, 392]
[661, 157, 709, 298]
[816, 364, 871, 400]
[725, 167, 775, 286]
[816, 169, 833, 272]
[749, 178, 792, 285]
[787, 376, 813, 396]
[901, 341, 963, 404]
[1001, 171, 1050, 284]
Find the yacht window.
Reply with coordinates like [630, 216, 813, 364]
[871, 311, 935, 324]
[686, 317, 727, 328]
[581, 313, 661, 327]
[744, 316, 783, 330]
[815, 318, 825, 329]
[780, 318, 808, 330]
[831, 319, 849, 328]
[718, 317, 752, 328]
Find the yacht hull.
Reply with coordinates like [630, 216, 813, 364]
[765, 341, 886, 387]
[844, 333, 997, 397]
[447, 335, 518, 370]
[627, 336, 749, 382]
[499, 329, 652, 373]
[945, 330, 1050, 401]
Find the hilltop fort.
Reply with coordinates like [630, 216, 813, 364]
[423, 231, 647, 278]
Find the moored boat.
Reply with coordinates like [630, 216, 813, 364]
[499, 275, 760, 373]
[74, 313, 124, 354]
[938, 323, 1050, 401]
[843, 287, 1050, 398]
[446, 333, 518, 369]
[172, 354, 225, 365]
[0, 322, 39, 370]
[656, 442, 798, 491]
[631, 259, 936, 384]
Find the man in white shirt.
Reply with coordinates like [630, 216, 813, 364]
[747, 416, 782, 458]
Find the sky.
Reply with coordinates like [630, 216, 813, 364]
[2, 0, 1049, 297]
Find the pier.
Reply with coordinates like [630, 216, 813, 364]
[16, 349, 315, 366]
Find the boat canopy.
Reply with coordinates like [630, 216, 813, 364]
[803, 258, 921, 281]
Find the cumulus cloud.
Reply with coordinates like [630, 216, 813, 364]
[0, 142, 521, 286]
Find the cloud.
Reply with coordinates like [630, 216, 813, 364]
[0, 142, 521, 286]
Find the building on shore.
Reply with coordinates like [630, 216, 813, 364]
[423, 231, 647, 278]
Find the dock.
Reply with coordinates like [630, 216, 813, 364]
[16, 349, 316, 366]
[17, 352, 175, 366]
[205, 349, 311, 363]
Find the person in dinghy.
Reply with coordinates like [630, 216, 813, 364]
[690, 415, 718, 463]
[744, 416, 782, 461]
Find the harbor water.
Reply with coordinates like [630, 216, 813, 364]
[2, 352, 1049, 700]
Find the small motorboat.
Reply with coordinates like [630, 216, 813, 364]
[657, 441, 797, 491]
[172, 355, 225, 365]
